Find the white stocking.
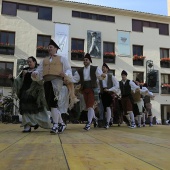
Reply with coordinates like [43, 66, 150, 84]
[106, 107, 111, 123]
[129, 112, 135, 123]
[87, 107, 94, 124]
[51, 107, 60, 127]
[142, 113, 146, 123]
[149, 116, 153, 124]
[137, 115, 141, 125]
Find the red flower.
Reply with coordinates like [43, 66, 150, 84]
[160, 58, 170, 62]
[133, 55, 146, 60]
[104, 52, 116, 57]
[71, 50, 84, 54]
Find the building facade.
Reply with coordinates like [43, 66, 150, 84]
[1, 0, 170, 123]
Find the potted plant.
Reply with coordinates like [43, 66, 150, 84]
[103, 52, 116, 63]
[71, 50, 84, 60]
[133, 54, 145, 66]
[160, 58, 170, 68]
[0, 42, 14, 48]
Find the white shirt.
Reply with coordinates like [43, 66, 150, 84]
[72, 65, 103, 83]
[102, 74, 119, 93]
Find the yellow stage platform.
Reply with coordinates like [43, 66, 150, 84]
[0, 123, 169, 170]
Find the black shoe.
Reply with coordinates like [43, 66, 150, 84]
[104, 122, 109, 129]
[50, 127, 58, 134]
[84, 122, 91, 131]
[22, 128, 31, 133]
[34, 124, 39, 130]
[109, 118, 113, 127]
[58, 123, 66, 133]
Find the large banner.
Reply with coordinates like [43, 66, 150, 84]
[117, 31, 130, 57]
[55, 23, 69, 58]
[87, 30, 101, 58]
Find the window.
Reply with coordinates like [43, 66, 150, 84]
[132, 20, 143, 32]
[38, 6, 52, 20]
[103, 42, 115, 64]
[71, 38, 84, 61]
[158, 23, 169, 35]
[0, 31, 15, 55]
[161, 74, 170, 94]
[72, 11, 115, 23]
[36, 35, 51, 58]
[133, 72, 144, 83]
[2, 1, 52, 20]
[133, 45, 143, 56]
[160, 48, 170, 68]
[132, 19, 169, 35]
[72, 11, 80, 17]
[160, 48, 169, 58]
[133, 45, 144, 66]
[0, 62, 14, 87]
[2, 1, 17, 16]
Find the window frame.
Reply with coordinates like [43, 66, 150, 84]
[0, 31, 15, 55]
[0, 61, 14, 87]
[36, 34, 51, 58]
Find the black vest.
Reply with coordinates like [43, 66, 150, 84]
[99, 74, 113, 93]
[77, 65, 97, 89]
[119, 80, 131, 96]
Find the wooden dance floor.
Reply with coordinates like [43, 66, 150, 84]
[0, 123, 169, 170]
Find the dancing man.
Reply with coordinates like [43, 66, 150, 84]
[72, 53, 105, 131]
[98, 63, 119, 129]
[32, 39, 72, 134]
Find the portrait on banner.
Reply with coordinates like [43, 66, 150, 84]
[87, 30, 101, 58]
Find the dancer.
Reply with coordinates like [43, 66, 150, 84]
[9, 56, 51, 132]
[119, 70, 140, 128]
[72, 53, 105, 131]
[32, 39, 72, 134]
[98, 63, 119, 129]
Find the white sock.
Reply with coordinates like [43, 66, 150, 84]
[149, 116, 153, 124]
[24, 124, 30, 130]
[137, 115, 141, 125]
[125, 114, 130, 122]
[106, 107, 111, 123]
[142, 113, 146, 124]
[87, 107, 94, 124]
[51, 107, 60, 126]
[58, 114, 65, 125]
[129, 112, 135, 123]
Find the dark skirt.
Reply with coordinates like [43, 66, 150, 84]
[101, 91, 113, 112]
[19, 89, 43, 115]
[19, 72, 44, 115]
[44, 81, 58, 110]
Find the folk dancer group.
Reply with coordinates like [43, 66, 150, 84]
[11, 39, 154, 133]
